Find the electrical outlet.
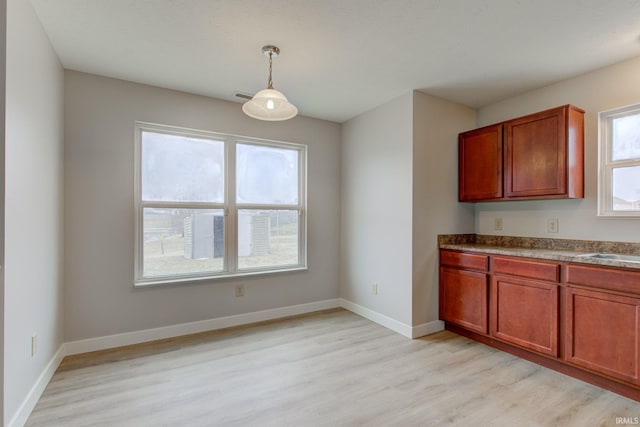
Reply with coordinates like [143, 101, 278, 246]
[235, 285, 244, 297]
[547, 218, 559, 233]
[31, 334, 37, 357]
[372, 283, 378, 295]
[494, 217, 504, 231]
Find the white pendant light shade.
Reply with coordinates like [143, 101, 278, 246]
[242, 45, 298, 121]
[242, 88, 298, 121]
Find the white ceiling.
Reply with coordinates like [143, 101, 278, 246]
[31, 0, 640, 123]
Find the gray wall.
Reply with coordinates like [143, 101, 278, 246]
[64, 71, 341, 341]
[340, 92, 414, 325]
[5, 0, 65, 423]
[0, 0, 5, 423]
[340, 91, 475, 330]
[412, 92, 475, 326]
[476, 56, 640, 242]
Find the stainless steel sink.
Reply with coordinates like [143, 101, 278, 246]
[578, 253, 640, 263]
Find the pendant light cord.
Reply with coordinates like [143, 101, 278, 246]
[267, 52, 274, 89]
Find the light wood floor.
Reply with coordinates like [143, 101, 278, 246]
[27, 309, 640, 426]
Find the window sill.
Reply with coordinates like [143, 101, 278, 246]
[597, 211, 640, 218]
[134, 266, 308, 288]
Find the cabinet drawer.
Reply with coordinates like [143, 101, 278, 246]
[493, 256, 559, 282]
[440, 250, 488, 271]
[565, 264, 640, 295]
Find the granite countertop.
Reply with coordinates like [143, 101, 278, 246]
[439, 234, 640, 271]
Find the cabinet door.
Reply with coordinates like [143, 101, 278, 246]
[490, 275, 559, 356]
[505, 107, 567, 198]
[565, 287, 640, 384]
[440, 267, 488, 333]
[458, 124, 503, 201]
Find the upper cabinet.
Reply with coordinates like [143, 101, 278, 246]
[459, 123, 503, 201]
[459, 105, 584, 202]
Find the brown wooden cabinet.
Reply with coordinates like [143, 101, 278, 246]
[440, 267, 488, 333]
[564, 264, 640, 384]
[490, 257, 559, 356]
[458, 124, 503, 202]
[439, 249, 640, 401]
[458, 105, 584, 202]
[564, 287, 640, 384]
[439, 251, 489, 333]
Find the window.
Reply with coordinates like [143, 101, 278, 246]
[598, 104, 640, 217]
[135, 123, 306, 285]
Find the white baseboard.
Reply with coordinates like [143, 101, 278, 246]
[338, 298, 444, 339]
[11, 298, 440, 426]
[339, 298, 413, 338]
[8, 344, 66, 427]
[411, 320, 444, 338]
[65, 299, 341, 355]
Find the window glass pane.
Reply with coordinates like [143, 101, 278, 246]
[143, 208, 225, 278]
[612, 166, 640, 211]
[237, 210, 299, 270]
[142, 131, 224, 203]
[236, 143, 298, 204]
[612, 114, 640, 161]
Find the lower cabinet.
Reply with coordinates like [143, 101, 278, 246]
[439, 249, 640, 401]
[440, 267, 488, 333]
[491, 275, 559, 356]
[565, 287, 640, 384]
[563, 264, 640, 385]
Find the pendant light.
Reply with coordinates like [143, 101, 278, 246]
[242, 45, 298, 121]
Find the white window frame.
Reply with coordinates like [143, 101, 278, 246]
[598, 104, 640, 217]
[134, 122, 307, 286]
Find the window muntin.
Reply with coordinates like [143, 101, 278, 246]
[135, 123, 306, 285]
[599, 104, 640, 216]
